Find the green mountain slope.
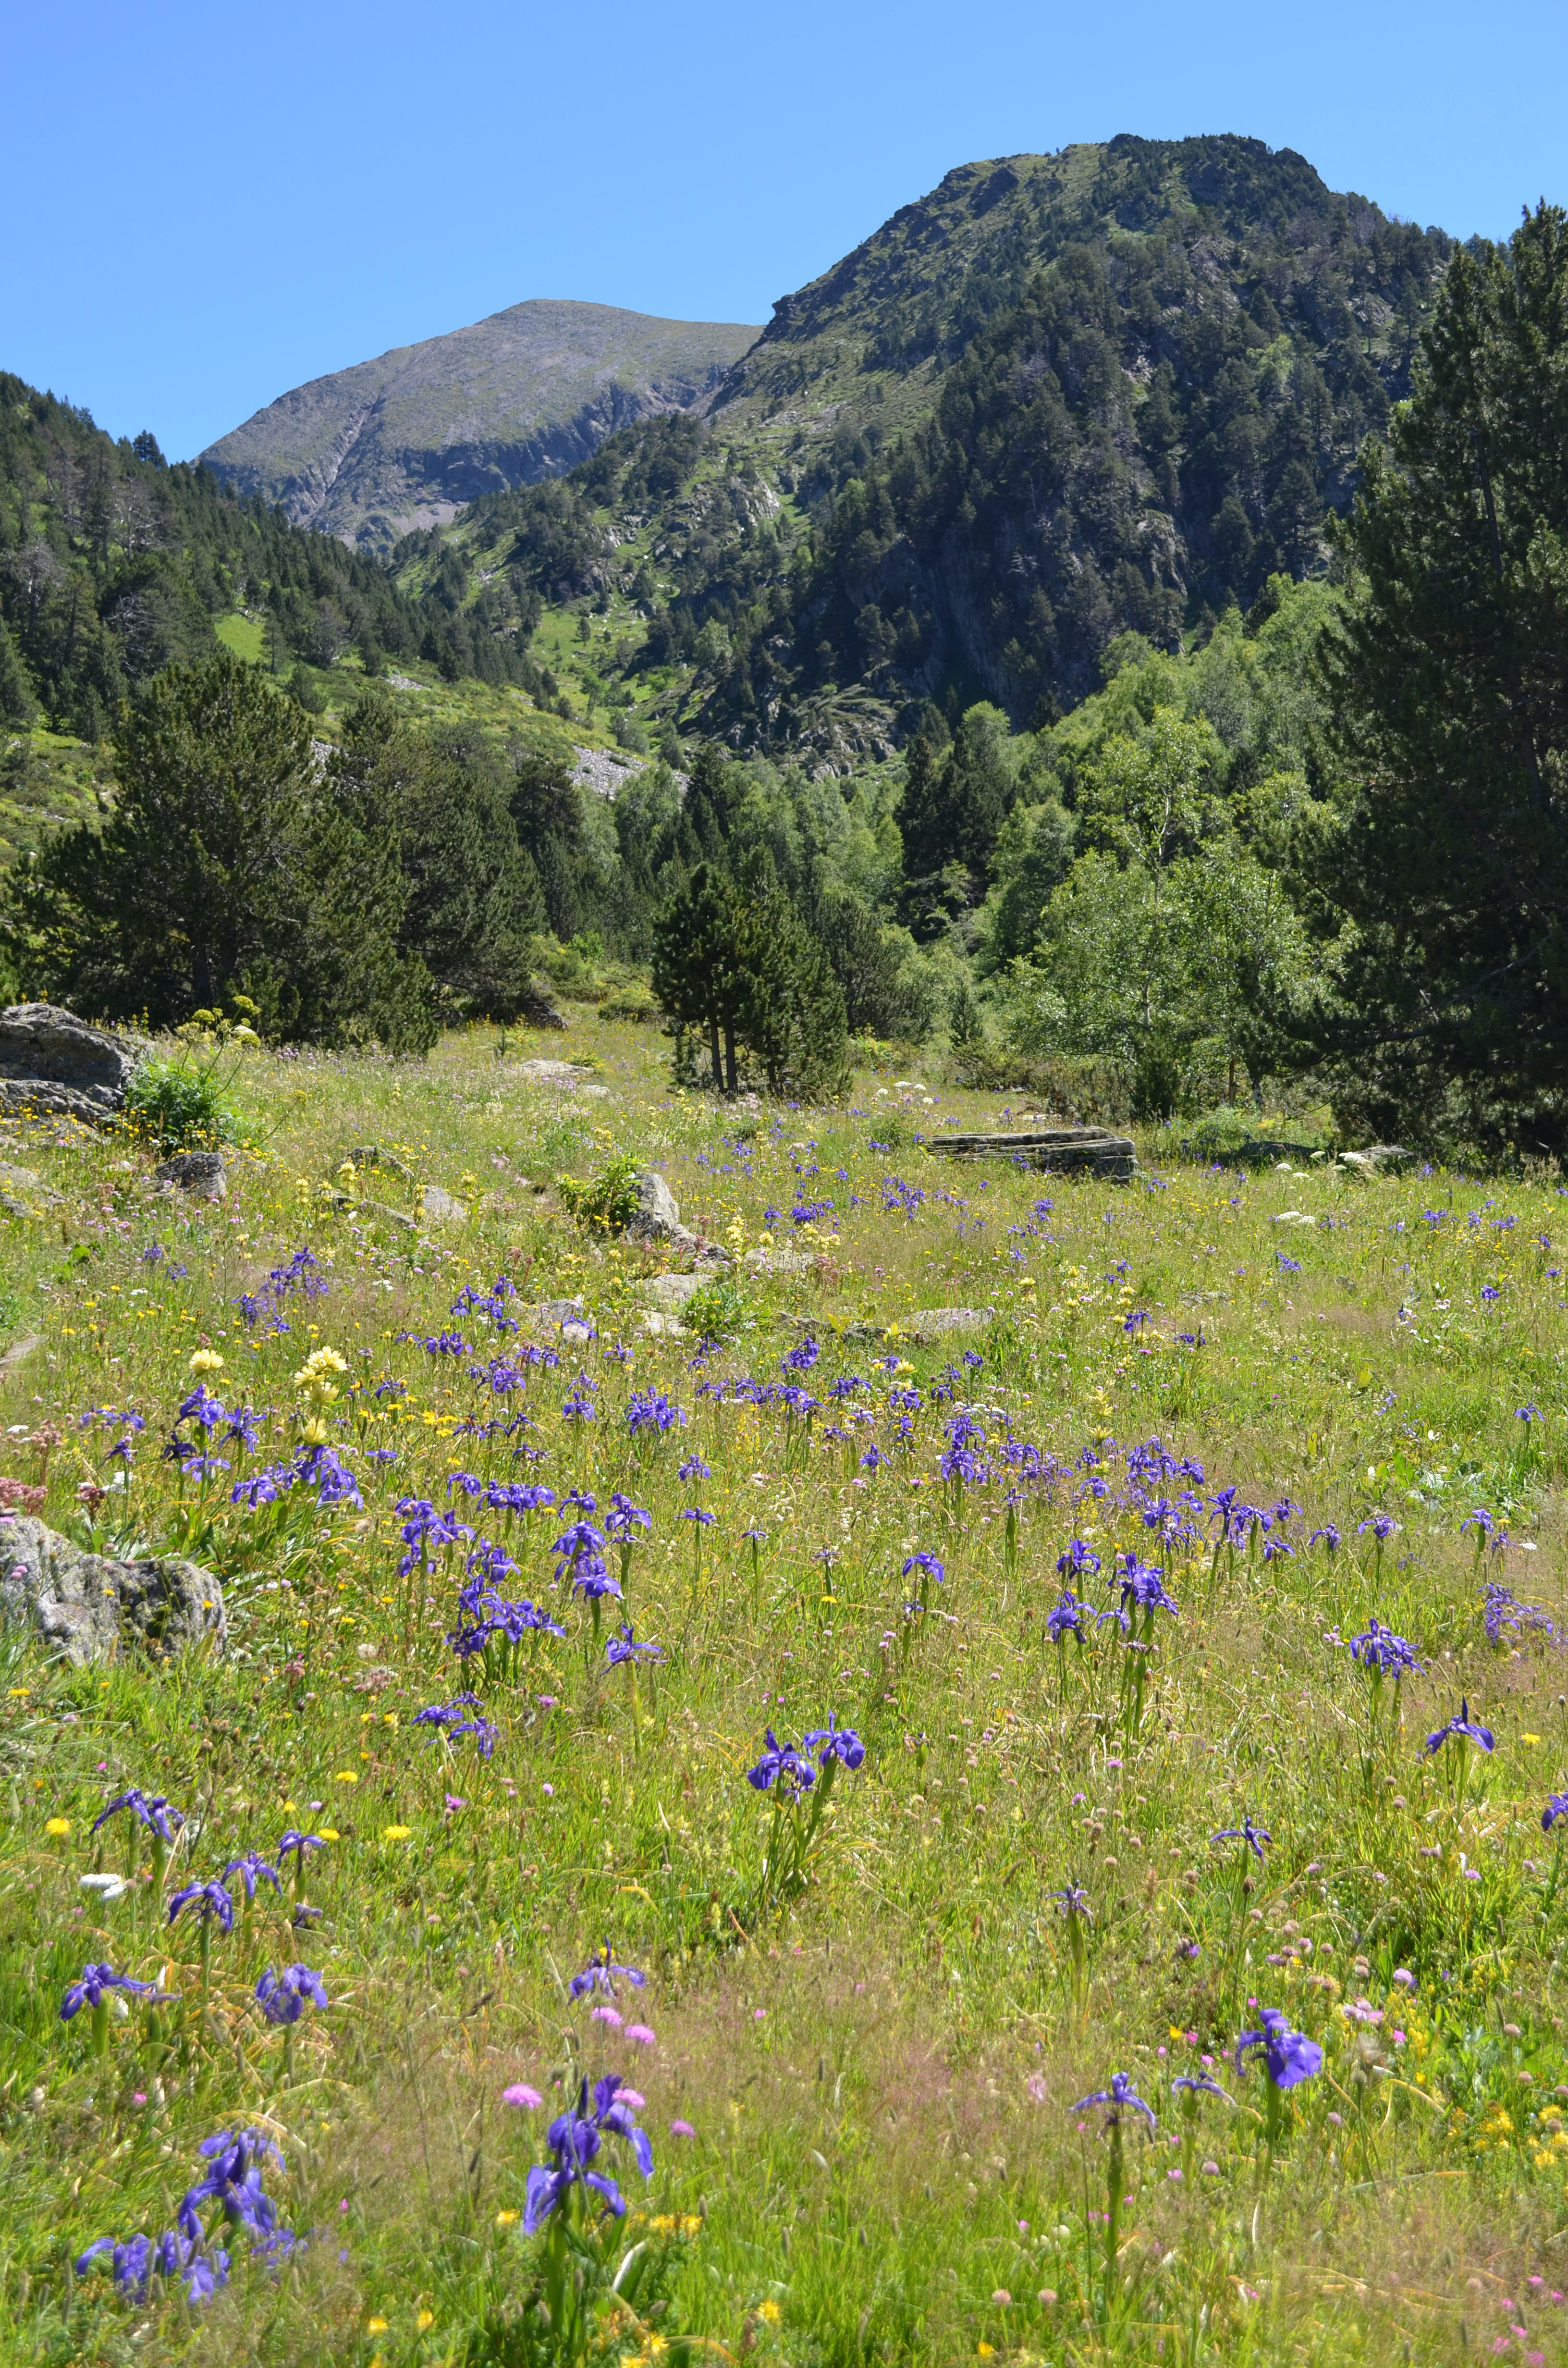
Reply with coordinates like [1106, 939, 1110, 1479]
[0, 376, 428, 748]
[198, 300, 761, 552]
[411, 135, 1452, 763]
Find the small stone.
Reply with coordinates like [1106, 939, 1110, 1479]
[904, 1307, 994, 1341]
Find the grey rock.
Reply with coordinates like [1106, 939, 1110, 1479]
[930, 1124, 1136, 1182]
[0, 1003, 135, 1121]
[639, 1271, 708, 1310]
[0, 1332, 42, 1369]
[419, 1183, 467, 1226]
[743, 1246, 813, 1277]
[519, 979, 567, 1032]
[625, 1169, 684, 1243]
[153, 1150, 227, 1201]
[903, 1307, 994, 1341]
[0, 1514, 226, 1668]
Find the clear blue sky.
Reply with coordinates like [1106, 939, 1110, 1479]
[8, 0, 1564, 461]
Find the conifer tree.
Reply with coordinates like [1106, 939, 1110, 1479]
[1320, 201, 1568, 1149]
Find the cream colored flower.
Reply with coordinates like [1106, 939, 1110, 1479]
[188, 1349, 225, 1376]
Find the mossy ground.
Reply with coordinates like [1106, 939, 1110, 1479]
[1, 1018, 1566, 2367]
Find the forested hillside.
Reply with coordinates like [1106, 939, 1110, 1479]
[408, 136, 1451, 764]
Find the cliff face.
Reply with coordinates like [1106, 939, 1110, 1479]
[198, 299, 760, 550]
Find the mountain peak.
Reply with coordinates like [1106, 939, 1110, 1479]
[199, 297, 761, 550]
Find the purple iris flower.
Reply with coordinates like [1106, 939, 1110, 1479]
[1341, 1619, 1420, 1676]
[92, 1788, 184, 1843]
[222, 1851, 282, 1902]
[606, 1494, 652, 1542]
[1113, 1553, 1178, 1624]
[627, 1389, 686, 1437]
[179, 2129, 286, 2242]
[1050, 1884, 1092, 1922]
[1211, 1813, 1271, 1861]
[804, 1716, 864, 1770]
[1483, 1582, 1556, 1644]
[1425, 1699, 1494, 1755]
[747, 1730, 817, 1792]
[1056, 1539, 1102, 1580]
[524, 2073, 654, 2232]
[1235, 2009, 1322, 2089]
[606, 1623, 663, 1666]
[1047, 1591, 1090, 1641]
[1172, 2073, 1232, 2103]
[76, 2230, 228, 2302]
[168, 1879, 234, 1933]
[678, 1453, 711, 1481]
[1543, 1795, 1568, 1832]
[1358, 1512, 1398, 1542]
[902, 1551, 945, 1587]
[61, 1963, 165, 2020]
[276, 1829, 325, 1871]
[1309, 1524, 1342, 1553]
[1072, 2071, 1156, 2132]
[255, 1964, 328, 2026]
[568, 1946, 647, 2000]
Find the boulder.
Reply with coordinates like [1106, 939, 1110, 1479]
[153, 1150, 227, 1201]
[626, 1168, 685, 1244]
[0, 1004, 136, 1124]
[0, 1514, 226, 1667]
[519, 979, 567, 1031]
[418, 1183, 467, 1226]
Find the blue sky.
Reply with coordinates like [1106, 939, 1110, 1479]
[8, 0, 1565, 460]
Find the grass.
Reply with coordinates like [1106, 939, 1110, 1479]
[1, 1017, 1567, 2367]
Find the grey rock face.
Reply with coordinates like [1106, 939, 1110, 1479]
[0, 1004, 135, 1122]
[153, 1150, 227, 1200]
[0, 1514, 226, 1667]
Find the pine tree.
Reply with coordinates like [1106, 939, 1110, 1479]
[0, 617, 37, 725]
[3, 649, 435, 1049]
[1318, 202, 1568, 1150]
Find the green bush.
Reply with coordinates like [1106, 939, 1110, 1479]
[680, 1276, 757, 1342]
[555, 1150, 641, 1233]
[122, 1054, 242, 1154]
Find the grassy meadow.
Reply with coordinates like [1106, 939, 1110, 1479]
[2, 1016, 1568, 2368]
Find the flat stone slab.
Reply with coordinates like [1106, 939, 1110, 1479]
[930, 1126, 1135, 1181]
[0, 1513, 225, 1667]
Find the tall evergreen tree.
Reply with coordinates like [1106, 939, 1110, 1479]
[1318, 201, 1568, 1150]
[2, 650, 434, 1048]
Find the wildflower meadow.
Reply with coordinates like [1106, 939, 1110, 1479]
[3, 1016, 1568, 2368]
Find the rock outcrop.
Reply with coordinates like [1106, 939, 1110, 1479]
[0, 1514, 226, 1667]
[0, 1004, 136, 1124]
[153, 1150, 227, 1200]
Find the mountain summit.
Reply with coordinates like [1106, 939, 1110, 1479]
[199, 298, 761, 550]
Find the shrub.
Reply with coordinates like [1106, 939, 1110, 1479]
[554, 1150, 641, 1233]
[122, 1053, 242, 1154]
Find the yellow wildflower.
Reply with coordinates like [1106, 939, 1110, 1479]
[45, 1817, 71, 1837]
[188, 1348, 225, 1375]
[367, 2319, 389, 2334]
[416, 2309, 434, 2329]
[382, 1825, 413, 1842]
[495, 2208, 519, 2226]
[759, 2298, 781, 2324]
[334, 1770, 360, 1785]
